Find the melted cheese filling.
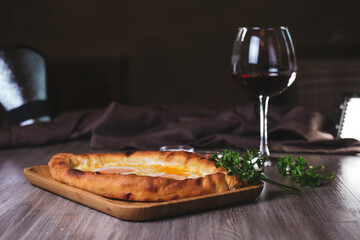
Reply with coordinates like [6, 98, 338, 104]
[76, 163, 203, 180]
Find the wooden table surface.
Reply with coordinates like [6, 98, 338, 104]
[1, 139, 360, 240]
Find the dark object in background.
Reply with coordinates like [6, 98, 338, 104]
[0, 45, 50, 126]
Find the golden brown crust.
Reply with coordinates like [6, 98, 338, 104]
[48, 151, 244, 202]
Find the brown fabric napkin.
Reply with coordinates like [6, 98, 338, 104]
[1, 101, 360, 154]
[0, 108, 103, 148]
[90, 102, 360, 153]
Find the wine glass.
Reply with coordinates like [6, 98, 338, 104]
[231, 26, 297, 157]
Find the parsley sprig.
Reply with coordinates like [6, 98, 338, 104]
[209, 149, 335, 192]
[277, 155, 335, 188]
[209, 149, 299, 193]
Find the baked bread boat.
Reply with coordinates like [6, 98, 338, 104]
[48, 151, 245, 202]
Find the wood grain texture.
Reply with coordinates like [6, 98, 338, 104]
[1, 139, 360, 239]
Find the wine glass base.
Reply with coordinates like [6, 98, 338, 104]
[259, 147, 274, 166]
[259, 147, 270, 157]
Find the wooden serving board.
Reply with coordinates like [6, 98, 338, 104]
[24, 165, 263, 221]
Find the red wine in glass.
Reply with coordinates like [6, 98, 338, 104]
[232, 72, 294, 97]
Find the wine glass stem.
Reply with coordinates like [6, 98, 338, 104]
[259, 95, 270, 157]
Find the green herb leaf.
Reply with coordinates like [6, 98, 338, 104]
[209, 150, 299, 193]
[276, 155, 335, 188]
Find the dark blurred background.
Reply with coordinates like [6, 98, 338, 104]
[0, 0, 359, 117]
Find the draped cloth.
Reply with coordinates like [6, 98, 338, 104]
[1, 102, 359, 154]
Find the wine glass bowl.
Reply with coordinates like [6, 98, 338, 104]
[231, 26, 297, 157]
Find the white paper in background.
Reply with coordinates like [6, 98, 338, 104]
[340, 97, 360, 140]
